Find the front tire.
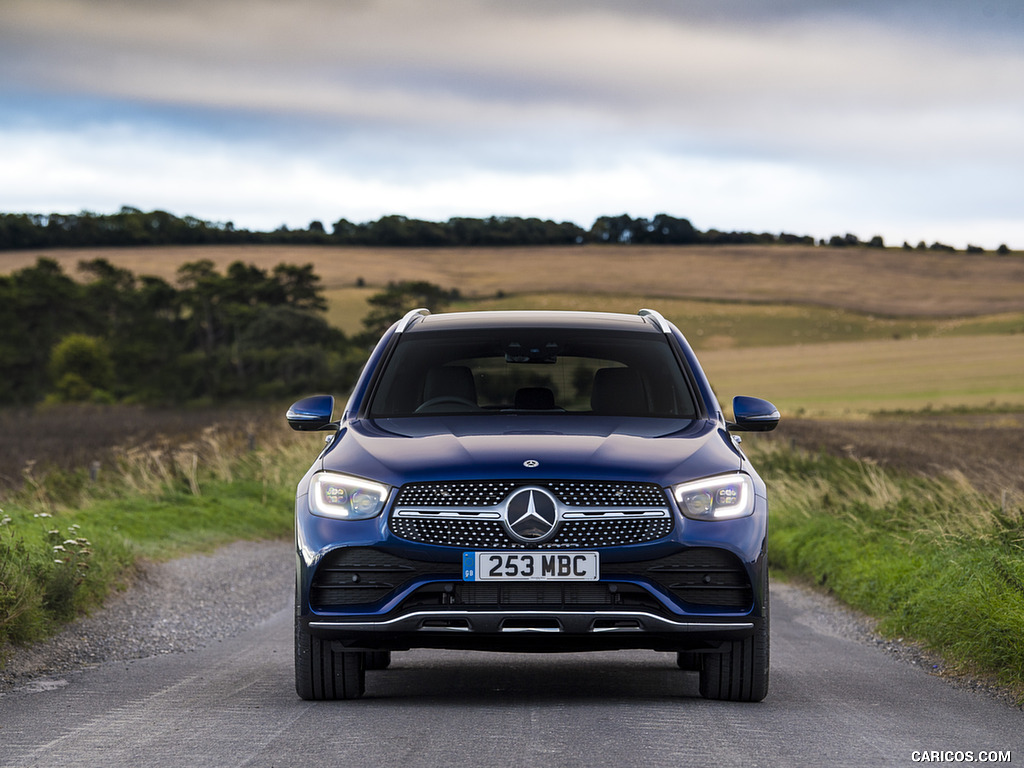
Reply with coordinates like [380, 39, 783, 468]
[295, 619, 366, 700]
[699, 596, 769, 702]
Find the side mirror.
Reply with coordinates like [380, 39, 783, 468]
[729, 396, 780, 432]
[287, 395, 338, 432]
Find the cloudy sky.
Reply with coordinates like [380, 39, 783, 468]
[2, 0, 1022, 247]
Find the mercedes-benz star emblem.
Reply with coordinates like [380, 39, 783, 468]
[505, 488, 558, 542]
[523, 459, 540, 468]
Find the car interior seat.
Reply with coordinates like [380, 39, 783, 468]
[590, 367, 648, 415]
[514, 387, 556, 410]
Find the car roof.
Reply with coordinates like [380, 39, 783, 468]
[404, 310, 662, 334]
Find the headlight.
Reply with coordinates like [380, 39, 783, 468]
[309, 472, 390, 520]
[673, 474, 755, 521]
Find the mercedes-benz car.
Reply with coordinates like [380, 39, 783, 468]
[287, 308, 779, 701]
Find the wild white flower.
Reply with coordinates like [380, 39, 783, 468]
[54, 559, 64, 564]
[0, 515, 11, 526]
[53, 544, 66, 552]
[33, 512, 53, 518]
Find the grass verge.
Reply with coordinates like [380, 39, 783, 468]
[0, 420, 319, 657]
[746, 438, 1024, 699]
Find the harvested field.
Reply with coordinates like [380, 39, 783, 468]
[758, 413, 1024, 506]
[700, 335, 1024, 416]
[4, 244, 1024, 317]
[0, 403, 279, 494]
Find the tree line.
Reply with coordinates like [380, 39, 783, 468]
[0, 207, 823, 250]
[0, 257, 366, 406]
[5, 206, 1011, 253]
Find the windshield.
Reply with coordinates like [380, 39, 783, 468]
[366, 328, 698, 419]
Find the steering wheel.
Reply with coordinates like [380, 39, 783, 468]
[414, 396, 479, 413]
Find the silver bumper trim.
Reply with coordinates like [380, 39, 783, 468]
[310, 610, 754, 635]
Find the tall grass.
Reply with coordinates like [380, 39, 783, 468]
[748, 439, 1024, 695]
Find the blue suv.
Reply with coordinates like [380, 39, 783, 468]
[287, 309, 779, 701]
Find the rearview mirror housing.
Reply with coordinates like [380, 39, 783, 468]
[729, 396, 780, 432]
[287, 395, 338, 432]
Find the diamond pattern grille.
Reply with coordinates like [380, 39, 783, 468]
[390, 479, 673, 548]
[394, 480, 667, 508]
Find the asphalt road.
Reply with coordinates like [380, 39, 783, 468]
[0, 583, 1020, 768]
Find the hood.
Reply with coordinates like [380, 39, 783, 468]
[321, 415, 742, 488]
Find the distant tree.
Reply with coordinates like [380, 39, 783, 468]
[867, 236, 885, 248]
[0, 259, 89, 403]
[997, 244, 1011, 255]
[634, 214, 698, 245]
[176, 259, 226, 362]
[78, 258, 137, 333]
[590, 214, 637, 244]
[359, 281, 456, 341]
[272, 263, 328, 311]
[332, 218, 360, 242]
[828, 235, 847, 247]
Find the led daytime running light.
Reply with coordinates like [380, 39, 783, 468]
[310, 473, 390, 520]
[673, 474, 754, 521]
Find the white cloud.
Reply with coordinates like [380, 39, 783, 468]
[1, 0, 1022, 247]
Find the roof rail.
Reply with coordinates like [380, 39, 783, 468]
[396, 308, 430, 333]
[638, 308, 670, 333]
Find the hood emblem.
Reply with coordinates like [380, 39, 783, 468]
[504, 488, 558, 542]
[523, 459, 540, 468]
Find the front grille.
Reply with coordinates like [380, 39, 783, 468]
[395, 480, 667, 508]
[389, 516, 674, 549]
[391, 479, 673, 548]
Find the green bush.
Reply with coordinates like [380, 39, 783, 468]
[48, 334, 115, 403]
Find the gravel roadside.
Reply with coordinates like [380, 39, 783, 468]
[0, 539, 294, 693]
[1, 538, 1018, 708]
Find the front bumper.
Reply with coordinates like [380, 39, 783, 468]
[295, 483, 769, 654]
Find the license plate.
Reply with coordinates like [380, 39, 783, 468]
[463, 551, 599, 581]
